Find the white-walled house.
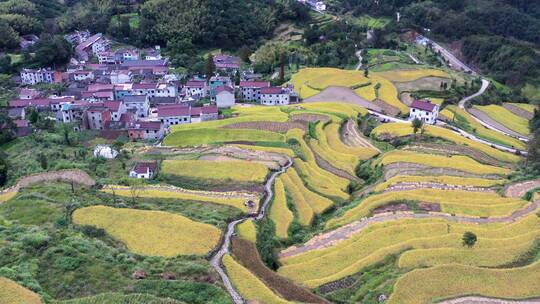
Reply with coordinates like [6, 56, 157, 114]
[409, 100, 439, 124]
[185, 80, 207, 98]
[260, 87, 290, 106]
[20, 68, 57, 85]
[129, 162, 158, 179]
[240, 81, 270, 101]
[122, 95, 150, 118]
[215, 86, 235, 108]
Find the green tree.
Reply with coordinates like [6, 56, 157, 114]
[0, 152, 7, 186]
[238, 45, 252, 63]
[0, 20, 19, 51]
[279, 51, 286, 84]
[462, 231, 477, 247]
[205, 54, 215, 80]
[364, 68, 369, 78]
[374, 83, 381, 100]
[412, 118, 423, 135]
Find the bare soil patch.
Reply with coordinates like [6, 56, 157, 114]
[303, 86, 381, 112]
[383, 162, 502, 180]
[504, 104, 534, 120]
[504, 179, 540, 198]
[374, 99, 400, 116]
[384, 182, 496, 193]
[394, 76, 451, 92]
[290, 113, 329, 123]
[342, 120, 379, 150]
[231, 237, 329, 304]
[372, 202, 441, 214]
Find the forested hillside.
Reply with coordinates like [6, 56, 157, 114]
[329, 0, 540, 97]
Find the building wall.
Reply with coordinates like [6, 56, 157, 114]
[261, 93, 290, 106]
[216, 92, 235, 108]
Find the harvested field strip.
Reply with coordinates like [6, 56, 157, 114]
[281, 215, 540, 288]
[163, 128, 285, 147]
[327, 188, 527, 228]
[287, 129, 350, 200]
[504, 103, 534, 120]
[388, 261, 540, 304]
[474, 105, 530, 136]
[170, 112, 289, 131]
[508, 102, 537, 114]
[375, 150, 510, 175]
[371, 123, 521, 163]
[285, 168, 333, 214]
[402, 142, 504, 167]
[0, 277, 42, 304]
[382, 162, 504, 181]
[354, 73, 409, 114]
[222, 121, 306, 133]
[161, 160, 269, 183]
[290, 113, 330, 123]
[374, 175, 504, 192]
[446, 105, 526, 150]
[327, 123, 378, 157]
[309, 123, 358, 176]
[72, 206, 221, 257]
[102, 186, 257, 212]
[270, 178, 294, 239]
[280, 171, 314, 225]
[223, 254, 291, 304]
[236, 219, 257, 243]
[231, 144, 295, 157]
[231, 238, 328, 304]
[376, 69, 450, 82]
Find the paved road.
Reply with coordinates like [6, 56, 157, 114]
[426, 38, 477, 75]
[355, 50, 363, 70]
[210, 157, 292, 304]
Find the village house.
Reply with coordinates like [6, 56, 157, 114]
[20, 68, 59, 85]
[103, 101, 127, 121]
[190, 105, 219, 123]
[72, 70, 95, 82]
[110, 70, 132, 84]
[215, 86, 235, 108]
[86, 104, 112, 129]
[260, 87, 291, 106]
[19, 88, 40, 100]
[121, 95, 150, 118]
[409, 100, 439, 124]
[20, 34, 39, 50]
[209, 76, 233, 100]
[213, 54, 241, 72]
[64, 30, 91, 45]
[144, 47, 162, 60]
[240, 81, 271, 101]
[81, 90, 114, 102]
[128, 121, 164, 140]
[8, 107, 25, 120]
[132, 82, 177, 98]
[129, 162, 158, 179]
[185, 80, 208, 98]
[158, 105, 191, 127]
[75, 33, 111, 61]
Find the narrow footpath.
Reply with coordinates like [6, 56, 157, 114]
[210, 157, 293, 304]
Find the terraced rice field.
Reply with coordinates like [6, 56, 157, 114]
[223, 255, 290, 304]
[270, 178, 294, 239]
[371, 123, 521, 163]
[290, 68, 371, 99]
[374, 175, 504, 192]
[0, 277, 42, 304]
[161, 160, 269, 183]
[376, 69, 450, 82]
[474, 105, 530, 136]
[280, 214, 540, 289]
[354, 73, 409, 114]
[0, 191, 16, 203]
[59, 293, 183, 304]
[72, 206, 221, 257]
[163, 128, 285, 146]
[444, 105, 526, 150]
[103, 186, 257, 212]
[328, 188, 527, 228]
[236, 219, 257, 242]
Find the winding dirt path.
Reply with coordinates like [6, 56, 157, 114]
[210, 157, 293, 304]
[343, 119, 379, 151]
[279, 178, 540, 259]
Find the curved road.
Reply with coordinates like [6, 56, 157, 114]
[210, 157, 293, 304]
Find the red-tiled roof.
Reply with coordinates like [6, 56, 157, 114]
[132, 162, 158, 174]
[261, 87, 283, 94]
[216, 86, 234, 94]
[82, 91, 114, 99]
[104, 101, 121, 112]
[158, 105, 191, 117]
[87, 84, 114, 92]
[201, 105, 218, 114]
[240, 81, 270, 88]
[14, 119, 29, 128]
[133, 83, 157, 90]
[185, 80, 206, 88]
[10, 99, 51, 108]
[410, 100, 437, 112]
[129, 120, 161, 130]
